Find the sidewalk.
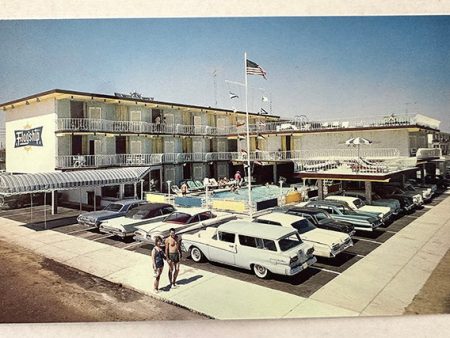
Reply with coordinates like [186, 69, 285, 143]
[1, 194, 449, 319]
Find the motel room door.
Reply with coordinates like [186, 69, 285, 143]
[89, 140, 103, 166]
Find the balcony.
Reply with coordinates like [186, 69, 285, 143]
[56, 113, 437, 138]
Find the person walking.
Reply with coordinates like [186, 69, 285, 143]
[151, 236, 165, 293]
[165, 228, 182, 288]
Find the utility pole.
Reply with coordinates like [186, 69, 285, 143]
[213, 69, 218, 107]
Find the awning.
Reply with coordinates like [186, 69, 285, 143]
[0, 167, 151, 195]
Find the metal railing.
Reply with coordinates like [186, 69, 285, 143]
[56, 148, 408, 172]
[416, 148, 442, 160]
[56, 113, 435, 138]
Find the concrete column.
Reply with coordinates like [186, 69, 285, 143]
[364, 181, 373, 204]
[160, 168, 163, 192]
[318, 179, 324, 200]
[140, 180, 144, 200]
[272, 164, 277, 184]
[51, 190, 58, 215]
[133, 182, 137, 198]
[119, 184, 124, 199]
[420, 164, 425, 183]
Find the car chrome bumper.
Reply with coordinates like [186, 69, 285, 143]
[331, 240, 353, 257]
[99, 227, 129, 238]
[133, 234, 154, 244]
[287, 256, 317, 275]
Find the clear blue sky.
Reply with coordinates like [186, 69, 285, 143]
[0, 16, 449, 130]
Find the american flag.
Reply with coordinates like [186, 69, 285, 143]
[246, 59, 267, 79]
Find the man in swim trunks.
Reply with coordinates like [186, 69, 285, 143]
[165, 228, 182, 288]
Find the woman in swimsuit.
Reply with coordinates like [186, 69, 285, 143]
[151, 236, 165, 293]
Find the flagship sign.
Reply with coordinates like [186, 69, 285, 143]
[14, 126, 43, 148]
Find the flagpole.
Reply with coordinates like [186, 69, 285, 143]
[244, 52, 253, 218]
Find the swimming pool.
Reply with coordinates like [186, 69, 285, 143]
[211, 185, 292, 202]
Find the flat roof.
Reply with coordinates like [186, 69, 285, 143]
[0, 88, 280, 119]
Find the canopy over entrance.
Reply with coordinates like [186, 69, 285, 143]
[0, 167, 151, 196]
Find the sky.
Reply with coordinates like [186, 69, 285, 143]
[0, 16, 449, 134]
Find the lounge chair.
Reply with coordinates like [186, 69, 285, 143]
[194, 180, 205, 190]
[186, 180, 201, 191]
[171, 185, 186, 196]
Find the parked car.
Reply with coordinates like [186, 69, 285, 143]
[339, 190, 402, 216]
[77, 199, 147, 228]
[133, 208, 232, 244]
[381, 184, 427, 205]
[181, 220, 317, 279]
[374, 185, 422, 208]
[281, 206, 355, 235]
[0, 192, 61, 209]
[302, 200, 383, 231]
[424, 174, 448, 190]
[99, 203, 175, 238]
[387, 182, 432, 202]
[325, 195, 392, 222]
[254, 212, 353, 258]
[407, 179, 437, 197]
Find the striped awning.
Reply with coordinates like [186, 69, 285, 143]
[0, 167, 151, 195]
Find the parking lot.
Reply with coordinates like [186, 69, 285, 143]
[1, 191, 447, 300]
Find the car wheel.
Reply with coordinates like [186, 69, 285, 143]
[253, 264, 269, 279]
[190, 247, 204, 263]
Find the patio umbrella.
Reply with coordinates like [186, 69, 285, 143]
[345, 137, 372, 159]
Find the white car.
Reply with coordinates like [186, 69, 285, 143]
[325, 195, 392, 222]
[133, 208, 233, 244]
[181, 220, 317, 279]
[99, 203, 175, 239]
[254, 212, 353, 258]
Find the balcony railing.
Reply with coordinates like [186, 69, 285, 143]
[416, 148, 442, 160]
[56, 113, 436, 138]
[56, 154, 164, 169]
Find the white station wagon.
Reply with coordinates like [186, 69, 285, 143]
[254, 212, 353, 258]
[181, 220, 317, 279]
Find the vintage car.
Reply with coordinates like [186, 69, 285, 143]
[181, 220, 317, 279]
[133, 208, 233, 244]
[376, 185, 423, 207]
[302, 200, 383, 231]
[406, 179, 437, 197]
[339, 191, 402, 216]
[77, 199, 147, 227]
[254, 212, 353, 258]
[325, 195, 392, 222]
[0, 192, 61, 209]
[99, 203, 175, 238]
[281, 206, 355, 235]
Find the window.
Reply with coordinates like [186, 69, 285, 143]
[198, 212, 213, 221]
[218, 232, 235, 243]
[239, 235, 257, 248]
[104, 203, 123, 212]
[188, 215, 201, 224]
[130, 110, 141, 121]
[291, 219, 316, 234]
[278, 232, 302, 251]
[161, 206, 175, 215]
[263, 239, 277, 251]
[165, 212, 191, 223]
[314, 212, 329, 221]
[88, 106, 102, 120]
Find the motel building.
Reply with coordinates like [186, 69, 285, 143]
[0, 88, 448, 212]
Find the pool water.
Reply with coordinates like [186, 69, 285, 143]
[211, 185, 292, 202]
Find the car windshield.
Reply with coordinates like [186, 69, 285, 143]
[165, 212, 191, 224]
[314, 211, 330, 220]
[291, 219, 316, 234]
[104, 203, 123, 212]
[278, 232, 303, 251]
[126, 208, 149, 219]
